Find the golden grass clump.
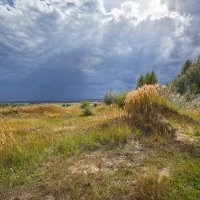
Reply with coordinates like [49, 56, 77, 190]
[124, 85, 175, 136]
[125, 84, 164, 117]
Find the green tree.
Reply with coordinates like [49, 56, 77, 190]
[171, 56, 200, 95]
[137, 75, 145, 88]
[137, 70, 158, 88]
[145, 72, 151, 84]
[181, 59, 192, 74]
[197, 55, 200, 63]
[148, 71, 158, 84]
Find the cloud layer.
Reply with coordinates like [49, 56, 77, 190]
[0, 0, 199, 101]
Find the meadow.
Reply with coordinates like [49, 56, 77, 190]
[0, 88, 200, 200]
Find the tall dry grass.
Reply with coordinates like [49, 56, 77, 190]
[0, 124, 15, 151]
[125, 84, 164, 117]
[124, 85, 175, 136]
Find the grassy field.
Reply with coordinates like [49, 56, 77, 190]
[0, 101, 200, 200]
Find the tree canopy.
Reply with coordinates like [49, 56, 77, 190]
[171, 55, 200, 95]
[137, 70, 158, 88]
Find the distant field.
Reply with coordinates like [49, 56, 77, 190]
[0, 102, 200, 200]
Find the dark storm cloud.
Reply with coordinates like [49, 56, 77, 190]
[0, 0, 199, 101]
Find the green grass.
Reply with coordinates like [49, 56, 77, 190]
[0, 102, 200, 200]
[170, 156, 200, 200]
[56, 125, 132, 155]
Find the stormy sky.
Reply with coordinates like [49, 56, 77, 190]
[0, 0, 200, 101]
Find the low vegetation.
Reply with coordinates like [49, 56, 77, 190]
[0, 93, 200, 200]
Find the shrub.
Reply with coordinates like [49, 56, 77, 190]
[103, 90, 115, 105]
[81, 100, 90, 109]
[114, 92, 128, 108]
[83, 106, 93, 116]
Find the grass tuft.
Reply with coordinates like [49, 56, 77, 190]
[134, 168, 171, 200]
[124, 85, 175, 136]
